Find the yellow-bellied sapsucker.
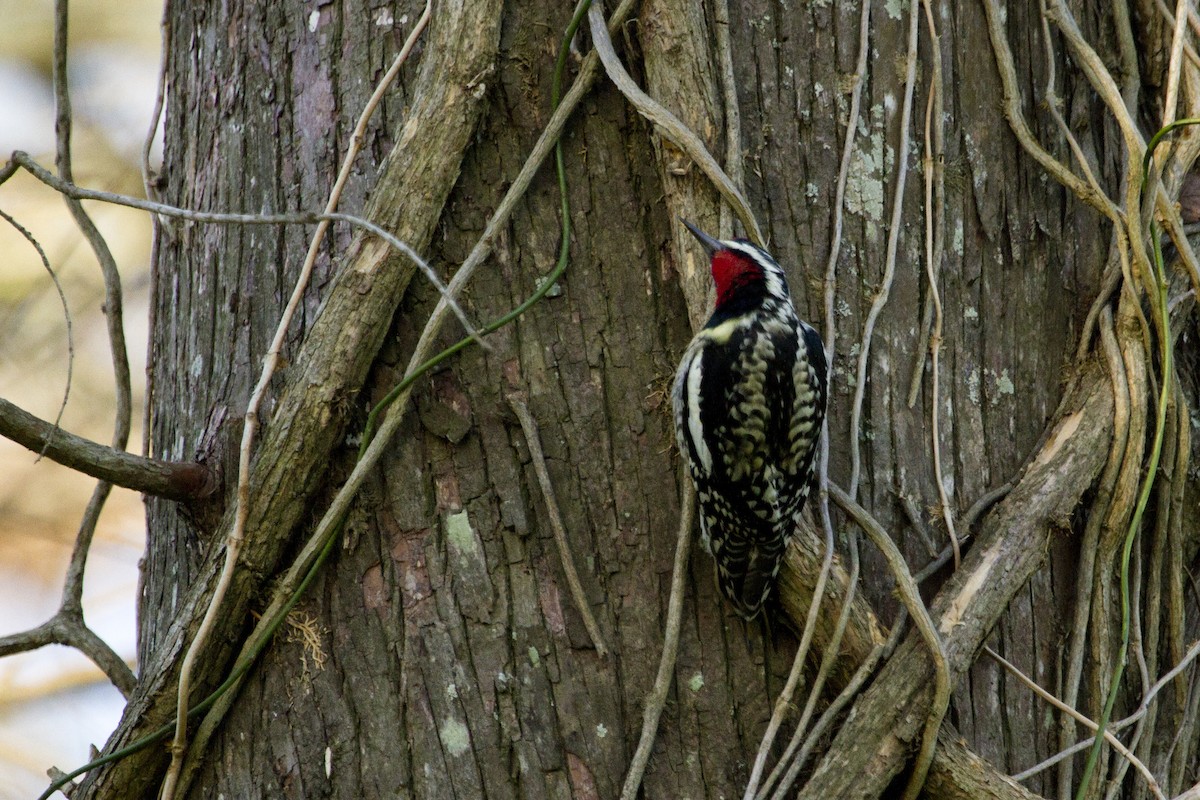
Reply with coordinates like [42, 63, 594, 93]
[672, 220, 828, 619]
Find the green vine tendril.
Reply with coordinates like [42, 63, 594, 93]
[1073, 118, 1196, 800]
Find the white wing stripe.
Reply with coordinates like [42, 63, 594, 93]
[685, 354, 712, 472]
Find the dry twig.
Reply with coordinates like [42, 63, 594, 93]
[984, 646, 1164, 799]
[712, 0, 742, 240]
[0, 0, 140, 700]
[828, 483, 950, 800]
[1014, 638, 1200, 783]
[506, 393, 608, 656]
[619, 483, 694, 800]
[846, 0, 919, 501]
[0, 396, 213, 500]
[766, 622, 902, 800]
[756, 534, 862, 800]
[1057, 310, 1132, 799]
[586, 0, 763, 246]
[918, 6, 956, 567]
[743, 516, 834, 800]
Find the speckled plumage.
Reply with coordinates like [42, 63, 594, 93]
[672, 225, 827, 619]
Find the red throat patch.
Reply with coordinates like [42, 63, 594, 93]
[711, 250, 762, 306]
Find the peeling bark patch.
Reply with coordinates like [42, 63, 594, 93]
[939, 541, 1000, 634]
[845, 130, 888, 232]
[445, 511, 478, 555]
[444, 511, 496, 618]
[391, 531, 433, 612]
[438, 716, 471, 757]
[537, 570, 566, 635]
[567, 752, 600, 800]
[502, 358, 522, 389]
[362, 563, 388, 613]
[351, 238, 390, 277]
[879, 733, 905, 759]
[435, 465, 462, 511]
[1034, 408, 1082, 467]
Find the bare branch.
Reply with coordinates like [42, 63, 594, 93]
[1161, 0, 1190, 131]
[712, 0, 743, 241]
[0, 609, 135, 698]
[980, 0, 1120, 219]
[0, 209, 75, 457]
[1059, 306, 1131, 794]
[3, 151, 477, 342]
[907, 0, 946, 410]
[822, 0, 872, 366]
[828, 483, 951, 800]
[768, 620, 905, 800]
[51, 0, 135, 641]
[918, 8, 956, 566]
[744, 507, 835, 799]
[0, 396, 214, 501]
[1014, 638, 1200, 782]
[757, 526, 862, 800]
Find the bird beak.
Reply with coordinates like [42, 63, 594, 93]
[681, 218, 722, 256]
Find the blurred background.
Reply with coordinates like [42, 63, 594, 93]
[0, 0, 162, 795]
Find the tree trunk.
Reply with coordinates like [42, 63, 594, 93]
[78, 0, 1200, 798]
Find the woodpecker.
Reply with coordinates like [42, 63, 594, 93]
[672, 220, 828, 620]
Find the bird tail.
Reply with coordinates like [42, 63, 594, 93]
[715, 542, 782, 620]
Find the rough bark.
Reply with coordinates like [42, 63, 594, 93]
[793, 363, 1114, 799]
[77, 0, 1199, 798]
[80, 2, 504, 796]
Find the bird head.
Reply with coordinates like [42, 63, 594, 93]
[681, 219, 790, 310]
